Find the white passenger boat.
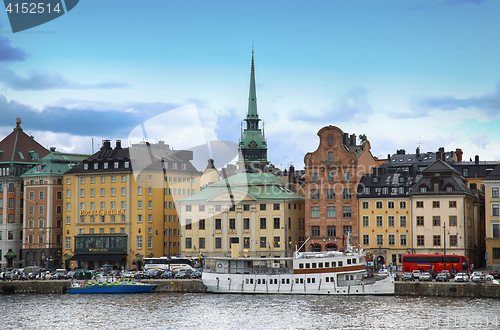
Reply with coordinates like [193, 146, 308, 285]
[202, 238, 394, 295]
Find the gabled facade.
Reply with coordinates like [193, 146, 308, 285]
[357, 167, 413, 267]
[238, 51, 268, 172]
[63, 140, 201, 270]
[21, 148, 88, 269]
[303, 126, 376, 252]
[0, 118, 50, 269]
[178, 173, 304, 258]
[410, 160, 480, 265]
[483, 164, 500, 270]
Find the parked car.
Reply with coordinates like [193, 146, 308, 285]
[174, 269, 191, 279]
[435, 273, 449, 282]
[191, 270, 202, 279]
[51, 269, 68, 280]
[403, 272, 414, 281]
[471, 272, 486, 283]
[160, 270, 173, 279]
[412, 270, 421, 279]
[419, 272, 433, 281]
[454, 272, 469, 282]
[489, 270, 500, 279]
[377, 269, 389, 278]
[145, 269, 163, 279]
[440, 270, 453, 279]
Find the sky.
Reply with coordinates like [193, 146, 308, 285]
[0, 0, 500, 171]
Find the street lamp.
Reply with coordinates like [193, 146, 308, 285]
[443, 221, 447, 271]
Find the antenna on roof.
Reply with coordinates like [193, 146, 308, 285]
[417, 137, 424, 149]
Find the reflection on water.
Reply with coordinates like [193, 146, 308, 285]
[1, 293, 498, 329]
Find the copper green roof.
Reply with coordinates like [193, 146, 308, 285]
[181, 173, 304, 201]
[21, 151, 88, 177]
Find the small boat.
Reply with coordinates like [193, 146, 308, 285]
[202, 235, 394, 295]
[69, 276, 157, 294]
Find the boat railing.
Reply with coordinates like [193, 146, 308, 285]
[204, 265, 294, 275]
[337, 278, 377, 286]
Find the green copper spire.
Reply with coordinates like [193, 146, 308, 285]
[247, 49, 258, 119]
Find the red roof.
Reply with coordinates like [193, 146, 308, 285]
[0, 122, 49, 163]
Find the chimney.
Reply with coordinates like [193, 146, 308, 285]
[115, 140, 122, 149]
[475, 155, 479, 165]
[387, 154, 391, 161]
[206, 158, 215, 169]
[455, 148, 463, 162]
[416, 147, 420, 158]
[342, 133, 349, 146]
[350, 134, 356, 146]
[102, 140, 111, 150]
[50, 147, 56, 152]
[289, 165, 295, 186]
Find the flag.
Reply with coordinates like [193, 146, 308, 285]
[199, 252, 204, 259]
[342, 235, 345, 246]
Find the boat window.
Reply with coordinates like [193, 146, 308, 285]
[338, 261, 343, 266]
[326, 277, 329, 282]
[245, 279, 249, 284]
[250, 279, 253, 284]
[347, 259, 351, 265]
[295, 278, 299, 284]
[307, 278, 311, 283]
[300, 278, 304, 284]
[312, 263, 317, 268]
[282, 279, 285, 284]
[331, 262, 336, 267]
[274, 279, 278, 284]
[312, 278, 316, 283]
[325, 262, 330, 267]
[258, 279, 261, 284]
[305, 263, 310, 269]
[299, 263, 304, 269]
[319, 262, 323, 268]
[352, 258, 357, 264]
[286, 279, 290, 284]
[262, 279, 266, 284]
[330, 277, 334, 282]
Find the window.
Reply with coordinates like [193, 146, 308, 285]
[39, 205, 44, 214]
[327, 206, 335, 218]
[137, 200, 142, 209]
[449, 235, 458, 246]
[56, 205, 62, 214]
[400, 234, 407, 246]
[382, 187, 388, 194]
[376, 234, 383, 246]
[376, 201, 382, 209]
[463, 168, 469, 177]
[400, 201, 406, 209]
[110, 215, 115, 223]
[273, 218, 280, 229]
[311, 206, 320, 218]
[364, 187, 370, 195]
[215, 237, 222, 249]
[416, 201, 423, 208]
[65, 237, 71, 249]
[66, 189, 71, 198]
[433, 235, 441, 246]
[398, 187, 405, 194]
[420, 187, 427, 193]
[417, 235, 424, 246]
[80, 177, 85, 184]
[274, 236, 280, 248]
[29, 191, 34, 200]
[328, 172, 334, 182]
[362, 201, 369, 209]
[90, 215, 95, 223]
[342, 189, 351, 199]
[494, 204, 500, 217]
[215, 218, 222, 230]
[274, 203, 280, 210]
[121, 175, 126, 182]
[433, 201, 440, 208]
[243, 218, 250, 230]
[110, 187, 116, 197]
[260, 237, 266, 248]
[29, 206, 34, 215]
[400, 215, 407, 227]
[344, 172, 350, 182]
[229, 218, 236, 230]
[39, 191, 45, 200]
[137, 174, 143, 182]
[137, 187, 142, 196]
[376, 216, 383, 227]
[363, 234, 369, 246]
[65, 216, 71, 225]
[137, 214, 143, 223]
[417, 216, 424, 226]
[80, 189, 85, 198]
[449, 201, 457, 208]
[185, 237, 192, 249]
[343, 225, 352, 236]
[310, 189, 319, 200]
[66, 178, 71, 185]
[199, 237, 205, 249]
[327, 226, 336, 237]
[244, 237, 250, 249]
[362, 216, 369, 227]
[198, 219, 205, 230]
[328, 151, 334, 161]
[388, 215, 395, 227]
[311, 226, 320, 237]
[260, 218, 266, 229]
[260, 204, 266, 211]
[37, 233, 42, 243]
[312, 173, 318, 182]
[327, 189, 335, 200]
[493, 188, 500, 198]
[66, 203, 71, 212]
[449, 216, 457, 226]
[342, 206, 351, 218]
[137, 236, 143, 249]
[388, 234, 395, 246]
[121, 201, 126, 210]
[199, 205, 205, 212]
[387, 201, 395, 209]
[433, 216, 440, 226]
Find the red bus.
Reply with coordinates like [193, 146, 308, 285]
[402, 254, 470, 273]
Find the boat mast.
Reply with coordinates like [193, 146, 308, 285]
[296, 237, 310, 253]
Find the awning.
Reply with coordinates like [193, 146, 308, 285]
[4, 251, 16, 258]
[69, 254, 126, 262]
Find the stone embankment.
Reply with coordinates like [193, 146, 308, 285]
[0, 279, 208, 294]
[395, 281, 500, 298]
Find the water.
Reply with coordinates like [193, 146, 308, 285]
[1, 293, 499, 329]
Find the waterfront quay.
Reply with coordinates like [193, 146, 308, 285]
[2, 279, 500, 298]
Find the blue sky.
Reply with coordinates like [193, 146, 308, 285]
[0, 0, 499, 170]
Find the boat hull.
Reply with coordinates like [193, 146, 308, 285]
[69, 282, 157, 294]
[202, 273, 394, 295]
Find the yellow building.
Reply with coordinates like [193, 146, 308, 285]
[484, 164, 500, 269]
[357, 168, 412, 267]
[178, 173, 305, 258]
[63, 140, 200, 270]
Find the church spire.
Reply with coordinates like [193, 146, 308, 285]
[247, 47, 258, 119]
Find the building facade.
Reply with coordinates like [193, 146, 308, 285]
[178, 173, 305, 258]
[484, 164, 500, 270]
[0, 118, 50, 269]
[303, 126, 375, 252]
[63, 140, 201, 270]
[21, 148, 88, 270]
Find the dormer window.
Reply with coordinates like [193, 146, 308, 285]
[373, 177, 379, 183]
[125, 161, 130, 168]
[17, 151, 25, 159]
[181, 163, 186, 170]
[446, 186, 453, 192]
[382, 187, 388, 194]
[463, 168, 469, 177]
[399, 177, 404, 183]
[104, 162, 109, 169]
[83, 163, 88, 170]
[94, 163, 98, 170]
[114, 162, 119, 169]
[28, 150, 39, 160]
[420, 187, 427, 193]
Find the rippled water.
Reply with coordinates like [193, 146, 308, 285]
[1, 293, 499, 329]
